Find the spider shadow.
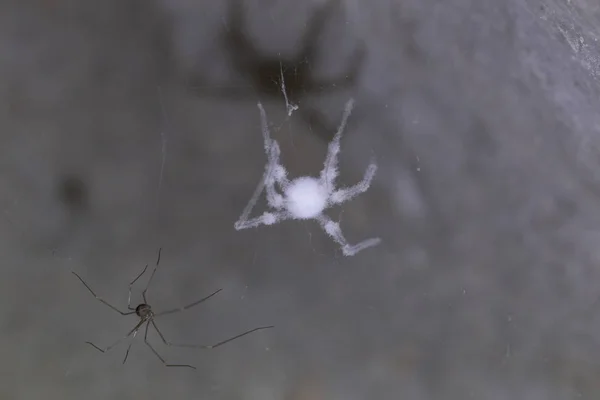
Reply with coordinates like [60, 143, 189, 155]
[185, 0, 366, 141]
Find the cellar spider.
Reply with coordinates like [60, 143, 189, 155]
[72, 248, 273, 369]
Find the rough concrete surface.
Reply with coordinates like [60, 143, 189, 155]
[2, 0, 600, 398]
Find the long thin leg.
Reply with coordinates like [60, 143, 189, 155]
[262, 141, 287, 209]
[235, 167, 268, 230]
[266, 139, 291, 193]
[121, 329, 139, 364]
[144, 322, 196, 369]
[155, 288, 223, 317]
[72, 271, 136, 316]
[86, 319, 144, 363]
[234, 104, 285, 230]
[257, 102, 286, 179]
[141, 248, 162, 304]
[235, 210, 292, 230]
[152, 320, 273, 349]
[319, 98, 355, 192]
[257, 102, 274, 152]
[317, 214, 381, 256]
[257, 102, 290, 205]
[127, 264, 149, 310]
[329, 160, 377, 205]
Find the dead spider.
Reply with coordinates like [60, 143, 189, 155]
[187, 0, 365, 138]
[72, 248, 273, 369]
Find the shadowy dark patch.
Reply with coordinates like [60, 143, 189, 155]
[187, 0, 365, 141]
[57, 174, 88, 213]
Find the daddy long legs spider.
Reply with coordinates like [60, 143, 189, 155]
[72, 248, 273, 369]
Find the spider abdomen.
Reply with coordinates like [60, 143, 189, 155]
[284, 177, 327, 219]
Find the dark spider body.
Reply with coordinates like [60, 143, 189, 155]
[135, 303, 152, 320]
[72, 248, 273, 369]
[188, 0, 365, 138]
[57, 174, 88, 213]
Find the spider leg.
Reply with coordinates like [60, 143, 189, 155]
[235, 167, 267, 229]
[317, 214, 381, 256]
[319, 98, 355, 192]
[234, 147, 286, 229]
[155, 288, 223, 317]
[127, 263, 149, 310]
[71, 271, 136, 316]
[266, 138, 291, 192]
[257, 101, 275, 152]
[264, 143, 289, 207]
[257, 102, 289, 177]
[257, 102, 289, 207]
[235, 210, 292, 230]
[121, 329, 139, 364]
[85, 319, 145, 364]
[144, 321, 196, 369]
[258, 103, 290, 190]
[152, 320, 273, 350]
[329, 159, 377, 205]
[234, 103, 290, 231]
[141, 247, 162, 304]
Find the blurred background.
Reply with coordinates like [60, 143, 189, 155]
[1, 0, 600, 398]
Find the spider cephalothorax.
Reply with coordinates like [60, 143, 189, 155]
[135, 303, 153, 320]
[234, 98, 381, 256]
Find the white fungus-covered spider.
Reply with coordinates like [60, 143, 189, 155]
[234, 98, 381, 256]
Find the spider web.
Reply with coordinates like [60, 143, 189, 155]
[156, 86, 169, 220]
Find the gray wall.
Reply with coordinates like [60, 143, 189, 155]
[2, 0, 600, 398]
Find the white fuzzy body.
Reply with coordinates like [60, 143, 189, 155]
[285, 177, 327, 219]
